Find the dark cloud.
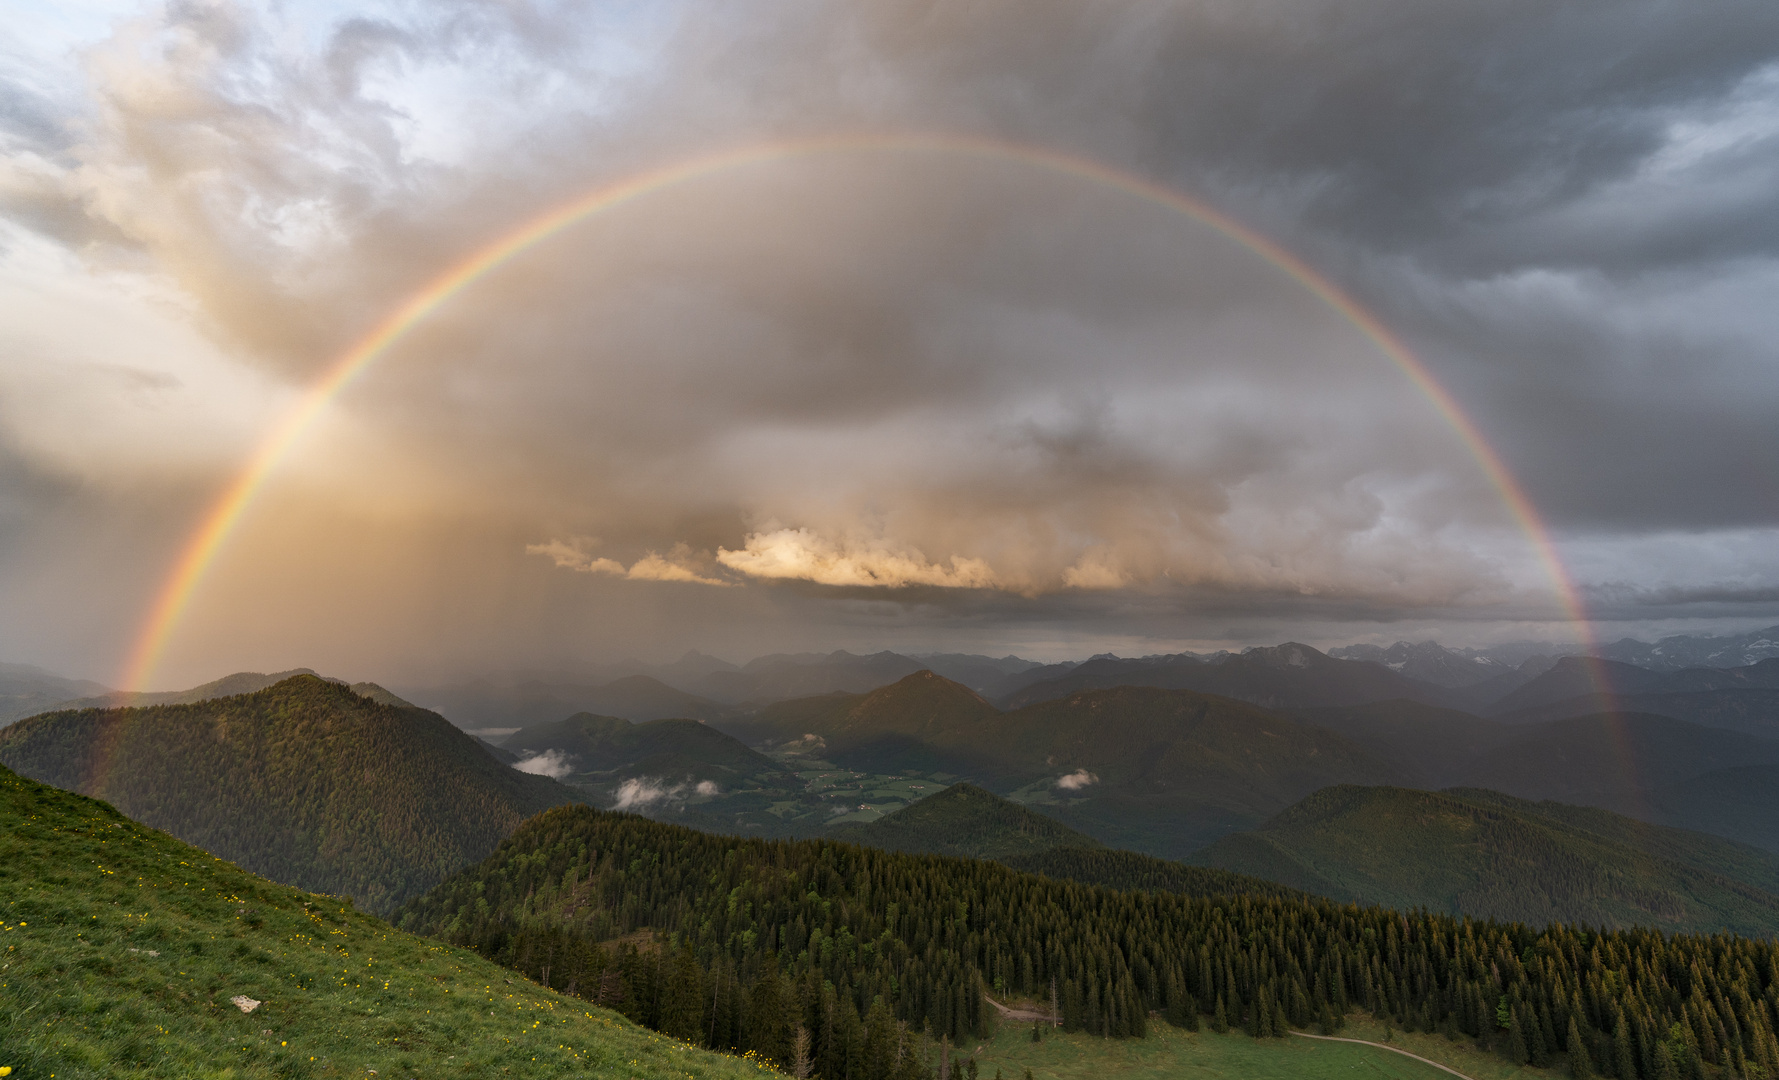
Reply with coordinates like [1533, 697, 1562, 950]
[3, 0, 1779, 682]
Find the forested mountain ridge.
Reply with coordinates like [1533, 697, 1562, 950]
[1190, 785, 1779, 935]
[0, 675, 581, 912]
[400, 802, 1779, 1080]
[0, 761, 774, 1080]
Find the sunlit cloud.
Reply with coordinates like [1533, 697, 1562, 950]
[717, 528, 1001, 590]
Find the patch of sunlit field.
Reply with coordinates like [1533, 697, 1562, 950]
[0, 764, 777, 1080]
[959, 1016, 1558, 1080]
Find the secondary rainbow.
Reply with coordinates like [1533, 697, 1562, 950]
[120, 132, 1601, 696]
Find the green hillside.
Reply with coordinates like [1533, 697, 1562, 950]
[0, 762, 777, 1080]
[0, 675, 580, 912]
[400, 801, 1779, 1080]
[1191, 785, 1779, 934]
[828, 782, 1102, 859]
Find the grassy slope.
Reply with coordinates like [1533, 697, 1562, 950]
[964, 1017, 1554, 1080]
[828, 783, 1102, 859]
[0, 763, 775, 1080]
[1192, 785, 1779, 934]
[0, 675, 580, 913]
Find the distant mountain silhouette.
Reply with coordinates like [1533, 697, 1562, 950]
[1594, 625, 1779, 671]
[1325, 640, 1514, 688]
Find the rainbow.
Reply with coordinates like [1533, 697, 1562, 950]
[121, 132, 1605, 703]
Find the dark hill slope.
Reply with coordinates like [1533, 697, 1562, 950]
[0, 675, 579, 912]
[1002, 643, 1458, 710]
[828, 782, 1101, 859]
[0, 763, 763, 1080]
[1191, 785, 1779, 935]
[503, 712, 794, 793]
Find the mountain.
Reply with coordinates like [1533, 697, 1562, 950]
[828, 782, 1102, 859]
[732, 672, 1401, 856]
[48, 666, 418, 713]
[1000, 642, 1459, 711]
[1191, 785, 1779, 935]
[1324, 640, 1514, 688]
[0, 661, 109, 726]
[402, 672, 732, 728]
[0, 674, 580, 912]
[0, 762, 761, 1080]
[1595, 625, 1779, 671]
[502, 711, 794, 796]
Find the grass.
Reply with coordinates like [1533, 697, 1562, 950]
[0, 763, 778, 1080]
[959, 1016, 1561, 1080]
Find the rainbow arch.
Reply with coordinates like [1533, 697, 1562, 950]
[120, 132, 1598, 693]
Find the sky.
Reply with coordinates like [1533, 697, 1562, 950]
[3, 0, 1778, 689]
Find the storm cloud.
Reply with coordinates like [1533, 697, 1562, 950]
[2, 0, 1777, 685]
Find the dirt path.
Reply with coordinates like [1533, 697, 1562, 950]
[981, 993, 1058, 1024]
[1289, 1031, 1479, 1080]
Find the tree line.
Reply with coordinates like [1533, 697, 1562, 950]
[396, 805, 1779, 1079]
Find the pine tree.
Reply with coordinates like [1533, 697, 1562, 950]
[1569, 1017, 1594, 1079]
